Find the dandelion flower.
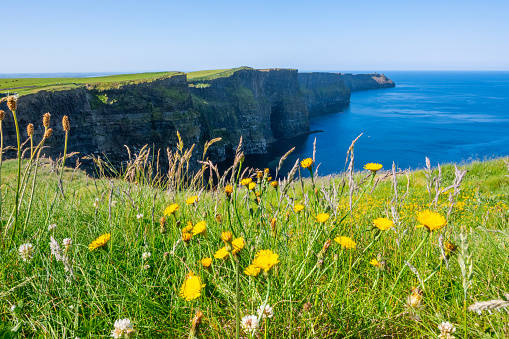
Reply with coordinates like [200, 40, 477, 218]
[224, 185, 233, 195]
[293, 204, 305, 213]
[19, 243, 34, 262]
[438, 322, 456, 339]
[241, 315, 259, 334]
[186, 196, 199, 205]
[370, 258, 381, 267]
[48, 224, 57, 231]
[248, 182, 256, 190]
[88, 233, 111, 251]
[200, 257, 212, 268]
[252, 249, 279, 273]
[221, 231, 233, 243]
[179, 272, 205, 301]
[334, 236, 356, 249]
[232, 237, 245, 254]
[182, 221, 193, 233]
[164, 204, 179, 216]
[214, 247, 229, 259]
[241, 178, 252, 186]
[182, 232, 192, 243]
[111, 318, 135, 338]
[373, 217, 393, 231]
[192, 221, 206, 235]
[363, 163, 383, 173]
[444, 241, 458, 253]
[142, 252, 151, 261]
[270, 181, 278, 188]
[316, 213, 330, 223]
[416, 210, 446, 231]
[136, 213, 143, 219]
[244, 264, 261, 276]
[300, 158, 313, 169]
[258, 304, 274, 319]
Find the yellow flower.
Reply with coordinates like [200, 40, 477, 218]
[256, 171, 263, 178]
[334, 236, 356, 249]
[186, 196, 199, 205]
[293, 204, 305, 213]
[369, 258, 381, 267]
[244, 264, 261, 276]
[232, 237, 245, 254]
[373, 217, 393, 231]
[182, 221, 193, 233]
[416, 210, 446, 231]
[88, 233, 111, 251]
[214, 247, 229, 259]
[164, 203, 179, 216]
[248, 182, 256, 190]
[200, 257, 212, 268]
[182, 232, 192, 243]
[444, 241, 458, 253]
[252, 249, 279, 273]
[221, 231, 233, 243]
[316, 213, 330, 223]
[270, 181, 278, 188]
[264, 168, 270, 174]
[363, 163, 383, 173]
[192, 221, 206, 235]
[225, 185, 233, 195]
[241, 178, 252, 186]
[179, 272, 205, 301]
[300, 158, 313, 169]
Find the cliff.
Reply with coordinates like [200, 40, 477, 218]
[298, 73, 351, 117]
[339, 73, 395, 91]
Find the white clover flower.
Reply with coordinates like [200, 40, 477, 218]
[18, 243, 34, 262]
[10, 305, 16, 312]
[111, 318, 135, 338]
[48, 224, 57, 231]
[143, 264, 150, 270]
[241, 315, 259, 334]
[257, 304, 274, 319]
[438, 322, 456, 339]
[142, 252, 151, 261]
[63, 238, 72, 250]
[136, 213, 143, 219]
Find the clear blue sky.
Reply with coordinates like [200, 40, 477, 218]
[3, 0, 509, 73]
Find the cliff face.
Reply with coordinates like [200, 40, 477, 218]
[339, 73, 395, 91]
[190, 68, 309, 160]
[298, 73, 351, 117]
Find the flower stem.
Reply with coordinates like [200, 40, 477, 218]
[235, 256, 240, 339]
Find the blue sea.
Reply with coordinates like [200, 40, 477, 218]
[263, 71, 509, 175]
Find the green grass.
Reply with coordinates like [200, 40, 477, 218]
[1, 126, 509, 338]
[186, 67, 251, 82]
[0, 72, 178, 96]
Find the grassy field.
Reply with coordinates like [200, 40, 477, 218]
[0, 105, 509, 338]
[0, 72, 178, 96]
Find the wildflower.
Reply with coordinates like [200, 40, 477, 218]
[88, 233, 111, 251]
[258, 304, 274, 319]
[200, 257, 212, 268]
[182, 232, 192, 243]
[48, 223, 57, 231]
[264, 168, 270, 174]
[244, 264, 261, 276]
[373, 217, 393, 231]
[214, 247, 229, 259]
[192, 221, 206, 236]
[42, 112, 51, 128]
[111, 318, 135, 338]
[256, 171, 263, 179]
[248, 182, 256, 190]
[62, 115, 70, 132]
[179, 272, 205, 301]
[62, 238, 72, 251]
[221, 231, 233, 243]
[136, 213, 143, 219]
[215, 214, 223, 223]
[300, 158, 313, 169]
[186, 196, 199, 205]
[241, 315, 259, 334]
[224, 185, 233, 196]
[444, 241, 458, 253]
[252, 249, 279, 273]
[316, 213, 330, 223]
[270, 180, 278, 188]
[10, 305, 16, 312]
[142, 252, 151, 261]
[363, 163, 383, 173]
[334, 236, 356, 249]
[407, 287, 423, 308]
[438, 322, 456, 339]
[241, 178, 252, 186]
[159, 217, 167, 234]
[18, 243, 34, 262]
[164, 204, 179, 216]
[293, 204, 305, 213]
[143, 264, 150, 270]
[416, 210, 447, 231]
[232, 237, 245, 254]
[370, 258, 381, 267]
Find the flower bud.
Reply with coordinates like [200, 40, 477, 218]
[0, 110, 5, 121]
[43, 113, 51, 128]
[43, 128, 53, 139]
[62, 115, 70, 132]
[6, 96, 17, 112]
[27, 123, 34, 137]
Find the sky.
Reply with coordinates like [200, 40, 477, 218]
[2, 0, 509, 73]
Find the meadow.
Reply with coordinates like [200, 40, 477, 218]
[1, 94, 509, 338]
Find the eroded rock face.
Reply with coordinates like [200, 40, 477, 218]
[298, 72, 351, 117]
[339, 73, 396, 91]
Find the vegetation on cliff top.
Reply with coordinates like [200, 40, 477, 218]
[0, 96, 508, 338]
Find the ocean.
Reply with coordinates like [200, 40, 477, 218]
[261, 71, 509, 176]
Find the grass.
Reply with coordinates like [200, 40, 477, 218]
[186, 67, 251, 82]
[0, 105, 509, 338]
[0, 72, 178, 96]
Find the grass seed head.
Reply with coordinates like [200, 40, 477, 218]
[43, 128, 53, 139]
[27, 123, 34, 137]
[42, 112, 51, 128]
[6, 96, 17, 112]
[62, 115, 70, 132]
[0, 110, 5, 120]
